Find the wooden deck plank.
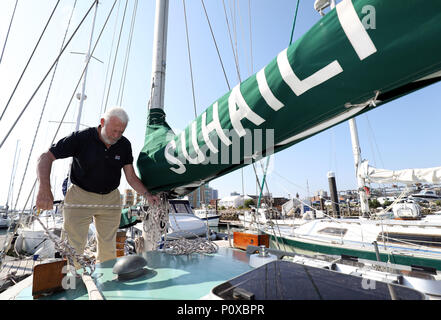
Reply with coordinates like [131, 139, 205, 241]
[1, 258, 40, 279]
[0, 257, 43, 293]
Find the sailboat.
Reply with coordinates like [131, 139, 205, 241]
[258, 0, 441, 270]
[0, 214, 11, 230]
[261, 122, 441, 269]
[2, 0, 441, 300]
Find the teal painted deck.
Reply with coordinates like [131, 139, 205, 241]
[15, 247, 252, 300]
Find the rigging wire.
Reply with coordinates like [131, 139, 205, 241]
[13, 0, 79, 211]
[182, 0, 198, 119]
[289, 0, 301, 45]
[99, 0, 123, 118]
[248, 0, 253, 75]
[103, 0, 129, 113]
[0, 0, 19, 65]
[222, 0, 241, 83]
[252, 0, 303, 219]
[116, 0, 139, 106]
[0, 0, 61, 123]
[200, 0, 231, 91]
[364, 114, 385, 168]
[0, 0, 99, 150]
[229, 0, 238, 74]
[235, 0, 250, 77]
[363, 114, 388, 194]
[1, 0, 119, 265]
[6, 141, 20, 210]
[222, 0, 254, 197]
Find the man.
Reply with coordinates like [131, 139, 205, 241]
[36, 107, 159, 264]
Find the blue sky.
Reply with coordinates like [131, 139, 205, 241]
[0, 0, 440, 209]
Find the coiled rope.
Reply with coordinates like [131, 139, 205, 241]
[140, 195, 218, 255]
[63, 195, 218, 256]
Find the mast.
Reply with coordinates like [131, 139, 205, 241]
[75, 2, 99, 131]
[349, 119, 370, 217]
[66, 3, 99, 191]
[143, 0, 169, 252]
[326, 1, 370, 218]
[149, 0, 169, 111]
[6, 140, 20, 214]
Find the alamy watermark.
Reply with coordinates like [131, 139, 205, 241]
[362, 5, 376, 30]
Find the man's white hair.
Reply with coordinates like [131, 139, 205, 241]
[103, 106, 129, 124]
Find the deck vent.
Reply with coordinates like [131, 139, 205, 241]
[113, 255, 150, 281]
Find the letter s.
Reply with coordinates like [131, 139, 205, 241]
[165, 140, 186, 174]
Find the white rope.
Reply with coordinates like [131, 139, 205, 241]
[62, 203, 123, 209]
[33, 215, 96, 275]
[163, 238, 218, 255]
[141, 199, 169, 252]
[34, 212, 103, 300]
[140, 195, 218, 255]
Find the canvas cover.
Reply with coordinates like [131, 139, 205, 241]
[137, 0, 441, 196]
[360, 160, 441, 185]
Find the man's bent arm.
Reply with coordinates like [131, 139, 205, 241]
[123, 164, 159, 205]
[36, 151, 56, 210]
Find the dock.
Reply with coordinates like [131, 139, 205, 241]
[0, 256, 41, 293]
[0, 232, 41, 293]
[218, 220, 244, 228]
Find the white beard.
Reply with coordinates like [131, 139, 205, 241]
[101, 129, 118, 145]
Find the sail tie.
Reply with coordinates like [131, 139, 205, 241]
[344, 90, 381, 110]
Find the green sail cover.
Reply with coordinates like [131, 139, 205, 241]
[119, 207, 139, 229]
[138, 0, 441, 196]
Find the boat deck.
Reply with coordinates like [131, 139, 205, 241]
[5, 246, 253, 300]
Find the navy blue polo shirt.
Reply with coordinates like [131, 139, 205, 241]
[49, 126, 133, 194]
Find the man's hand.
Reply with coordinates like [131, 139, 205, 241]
[123, 164, 161, 206]
[36, 185, 54, 211]
[145, 192, 160, 206]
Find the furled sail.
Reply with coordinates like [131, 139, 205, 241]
[138, 0, 441, 196]
[359, 160, 441, 185]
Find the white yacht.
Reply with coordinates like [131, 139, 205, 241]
[193, 207, 221, 227]
[410, 189, 441, 201]
[131, 199, 209, 242]
[0, 213, 11, 229]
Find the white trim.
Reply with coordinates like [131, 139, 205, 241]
[228, 85, 265, 137]
[201, 102, 232, 153]
[180, 129, 202, 164]
[191, 121, 206, 164]
[165, 140, 186, 174]
[276, 105, 366, 147]
[256, 68, 284, 111]
[277, 48, 343, 97]
[336, 0, 377, 61]
[0, 274, 33, 300]
[415, 70, 441, 82]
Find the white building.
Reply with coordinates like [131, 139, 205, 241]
[218, 195, 253, 208]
